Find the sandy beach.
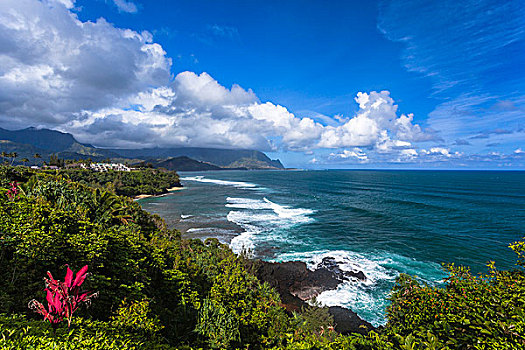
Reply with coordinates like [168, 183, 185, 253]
[134, 194, 153, 200]
[134, 186, 183, 200]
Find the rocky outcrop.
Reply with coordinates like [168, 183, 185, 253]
[328, 306, 374, 335]
[317, 257, 367, 282]
[254, 261, 339, 305]
[250, 258, 374, 335]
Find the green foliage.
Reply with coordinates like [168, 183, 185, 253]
[510, 238, 525, 267]
[48, 153, 65, 167]
[199, 254, 292, 349]
[0, 314, 176, 350]
[0, 167, 293, 348]
[58, 168, 181, 197]
[195, 298, 241, 349]
[385, 262, 525, 349]
[111, 299, 164, 339]
[298, 298, 335, 335]
[2, 164, 525, 349]
[0, 165, 34, 187]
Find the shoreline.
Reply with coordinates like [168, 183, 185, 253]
[134, 181, 374, 333]
[134, 185, 184, 200]
[250, 259, 374, 334]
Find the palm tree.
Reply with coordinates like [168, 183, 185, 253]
[88, 189, 131, 226]
[8, 152, 17, 165]
[21, 157, 29, 166]
[1, 152, 6, 165]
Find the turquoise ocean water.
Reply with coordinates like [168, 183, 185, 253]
[139, 170, 525, 326]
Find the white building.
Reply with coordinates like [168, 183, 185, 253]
[89, 163, 131, 172]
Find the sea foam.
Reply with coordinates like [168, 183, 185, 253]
[180, 176, 258, 189]
[227, 196, 314, 255]
[272, 250, 445, 326]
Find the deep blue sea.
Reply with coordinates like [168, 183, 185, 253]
[138, 170, 525, 326]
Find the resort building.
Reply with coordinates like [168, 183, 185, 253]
[89, 163, 131, 172]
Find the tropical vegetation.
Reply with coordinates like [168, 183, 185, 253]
[0, 165, 181, 197]
[57, 168, 182, 197]
[0, 164, 523, 349]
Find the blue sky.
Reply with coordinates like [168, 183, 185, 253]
[0, 0, 523, 168]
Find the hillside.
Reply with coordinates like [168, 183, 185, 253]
[0, 127, 284, 169]
[0, 127, 119, 162]
[109, 146, 284, 169]
[0, 127, 77, 152]
[138, 156, 223, 171]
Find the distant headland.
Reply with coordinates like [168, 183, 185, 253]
[0, 127, 284, 171]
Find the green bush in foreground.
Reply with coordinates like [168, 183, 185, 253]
[0, 312, 176, 350]
[384, 259, 525, 349]
[0, 168, 298, 349]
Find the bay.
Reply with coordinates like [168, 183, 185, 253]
[138, 170, 525, 325]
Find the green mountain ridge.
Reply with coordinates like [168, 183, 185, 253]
[108, 146, 284, 169]
[0, 127, 284, 169]
[137, 156, 224, 171]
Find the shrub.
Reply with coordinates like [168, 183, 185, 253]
[28, 265, 97, 329]
[386, 254, 525, 348]
[0, 314, 177, 350]
[111, 299, 164, 340]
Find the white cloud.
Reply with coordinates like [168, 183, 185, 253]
[53, 0, 75, 9]
[69, 74, 432, 152]
[514, 148, 524, 154]
[330, 148, 369, 163]
[112, 0, 138, 13]
[175, 71, 257, 107]
[318, 91, 429, 149]
[0, 0, 171, 129]
[419, 147, 463, 161]
[0, 0, 446, 164]
[399, 148, 418, 159]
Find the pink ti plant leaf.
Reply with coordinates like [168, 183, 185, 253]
[29, 264, 98, 329]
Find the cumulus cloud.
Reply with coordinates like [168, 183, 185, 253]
[112, 0, 138, 13]
[66, 71, 324, 150]
[0, 0, 444, 164]
[318, 91, 431, 150]
[67, 76, 434, 153]
[0, 0, 171, 128]
[419, 147, 463, 160]
[330, 148, 369, 163]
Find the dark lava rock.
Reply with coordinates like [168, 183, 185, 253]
[250, 260, 375, 334]
[328, 306, 374, 335]
[317, 257, 366, 282]
[253, 261, 340, 307]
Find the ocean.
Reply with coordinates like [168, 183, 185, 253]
[138, 170, 525, 326]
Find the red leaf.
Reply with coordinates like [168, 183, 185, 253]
[77, 292, 88, 303]
[29, 264, 96, 328]
[46, 290, 54, 305]
[72, 265, 89, 287]
[64, 266, 73, 288]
